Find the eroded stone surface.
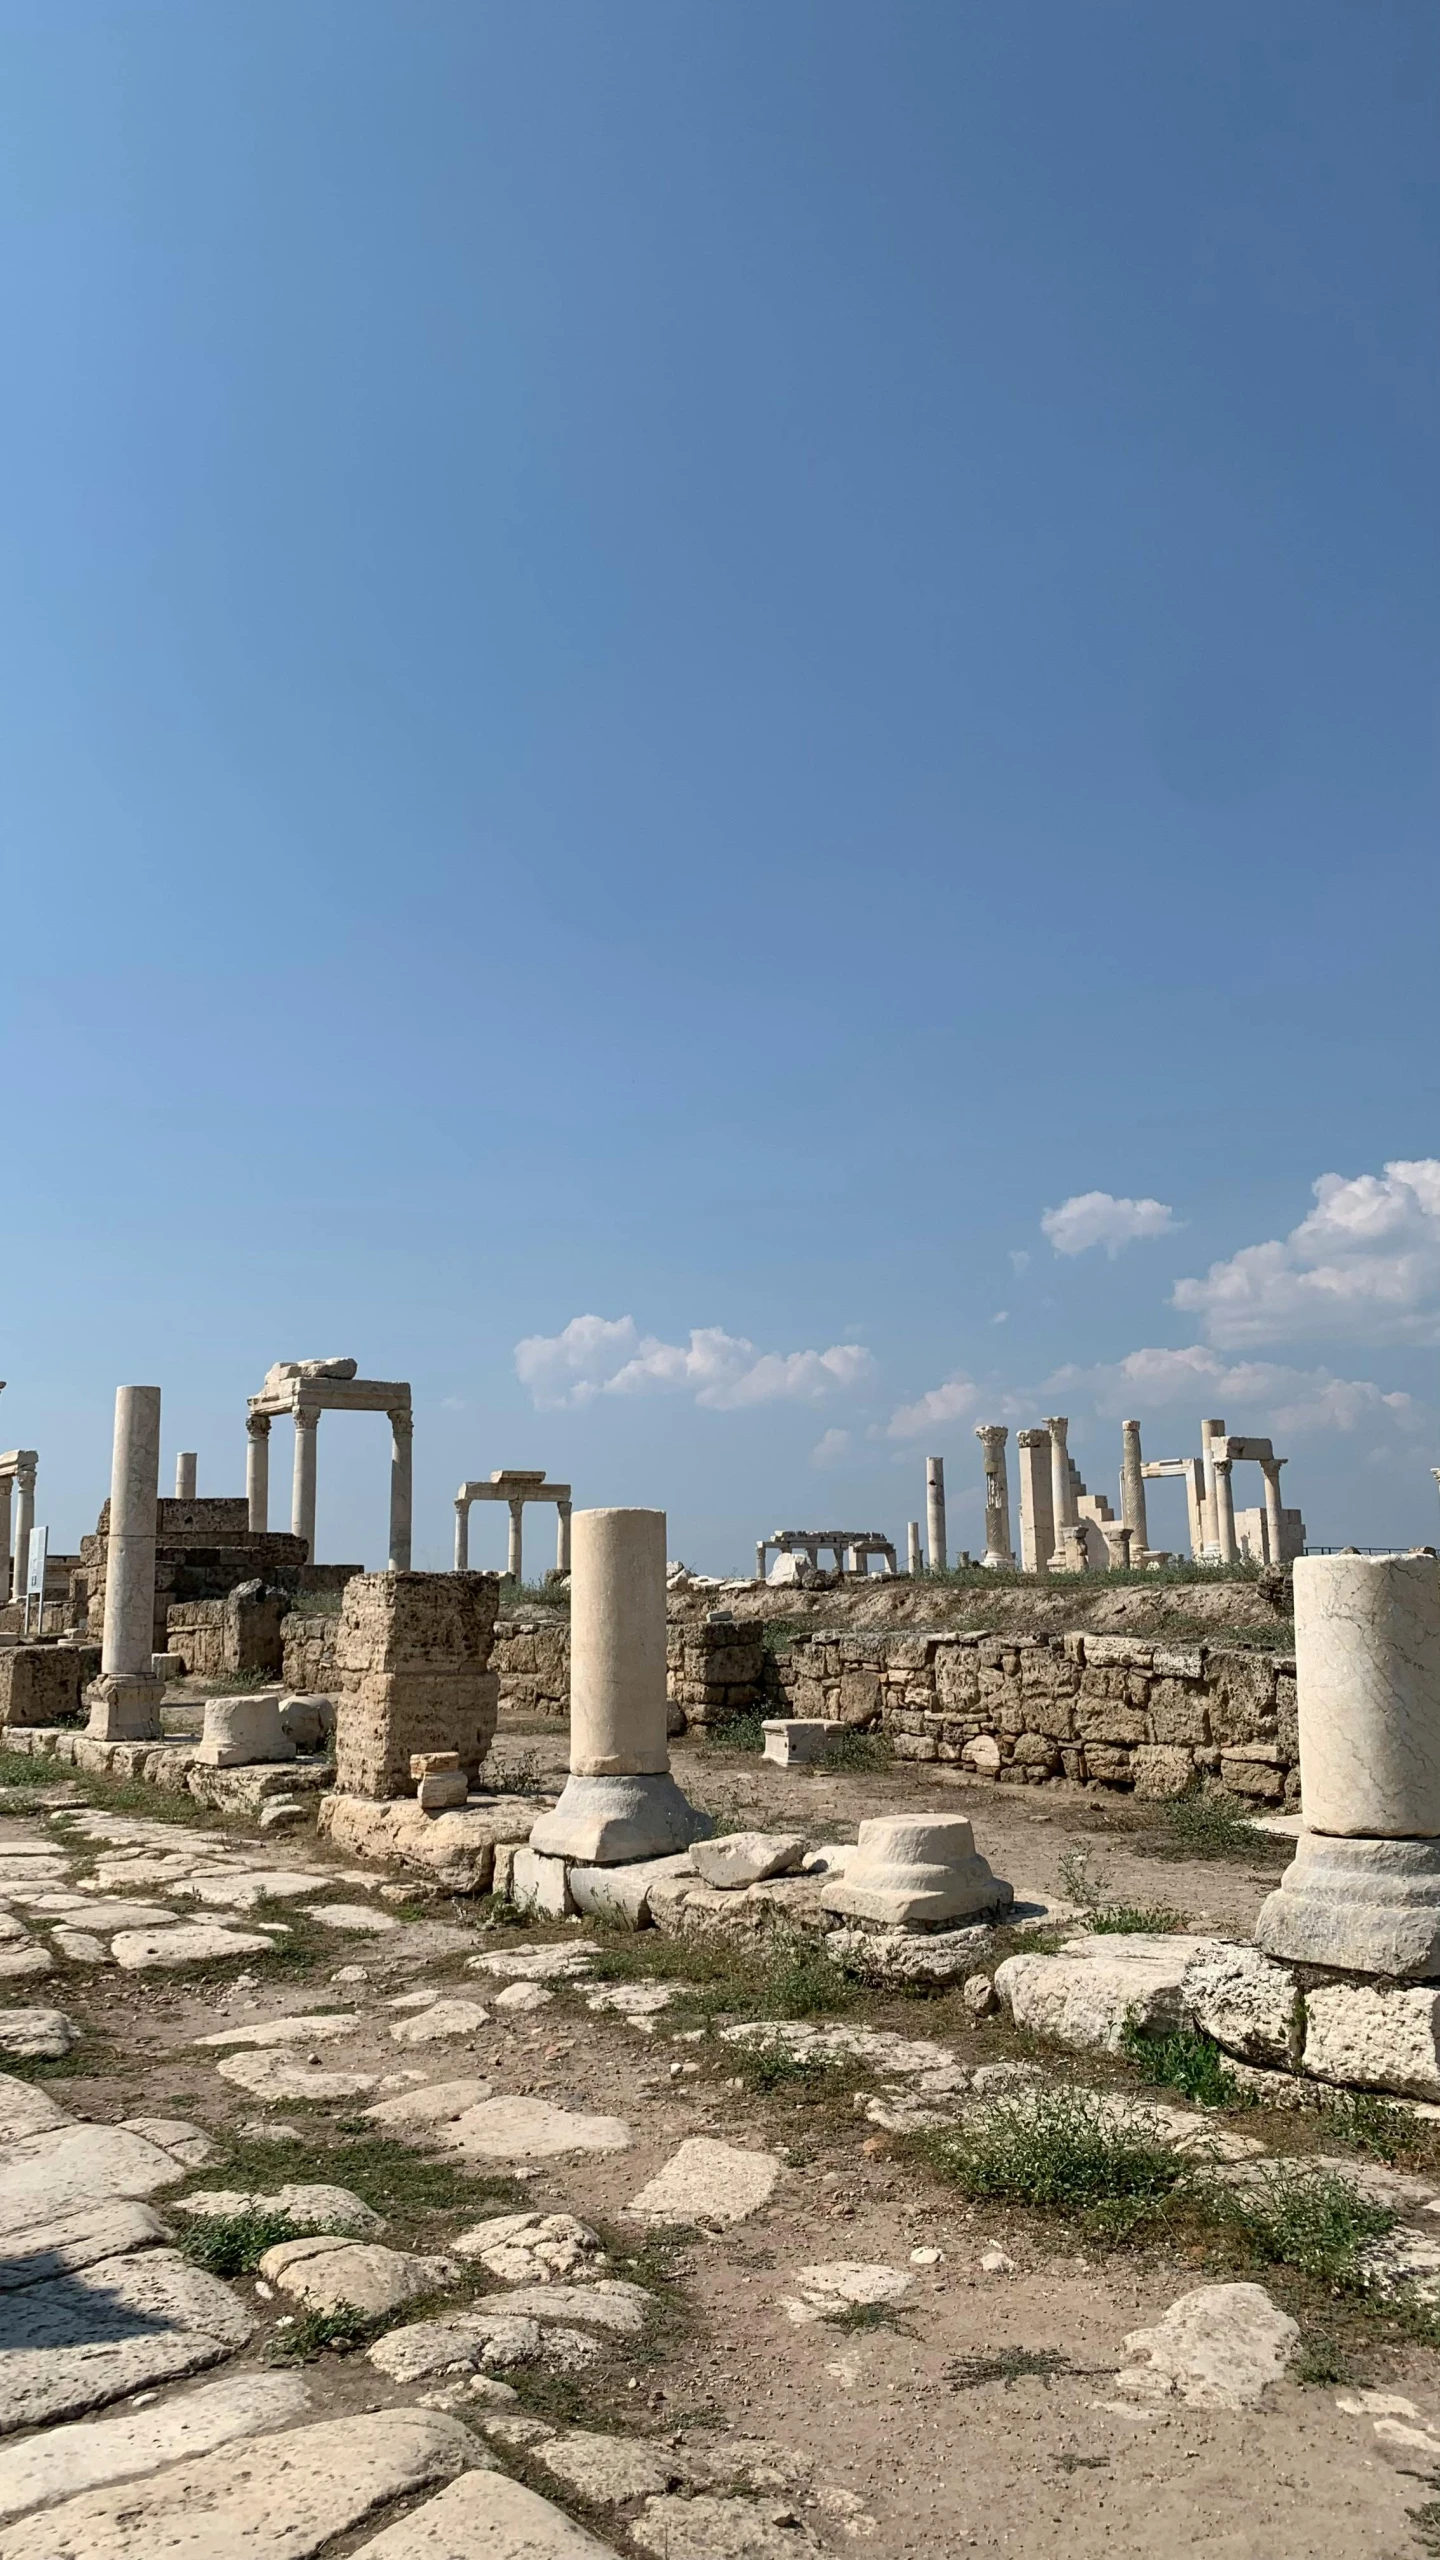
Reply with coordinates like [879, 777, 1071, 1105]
[390, 1999, 490, 2045]
[440, 2097, 633, 2162]
[0, 2201, 167, 2292]
[779, 2261, 912, 2324]
[1112, 2282, 1299, 2409]
[111, 1924, 276, 1970]
[259, 2235, 462, 2316]
[0, 2371, 311, 2525]
[215, 2051, 379, 2103]
[452, 2212, 606, 2283]
[173, 2183, 384, 2237]
[627, 2138, 781, 2227]
[468, 1943, 600, 1983]
[350, 2469, 610, 2558]
[690, 1833, 808, 1889]
[0, 2122, 198, 2234]
[0, 2247, 254, 2433]
[196, 2012, 362, 2049]
[496, 2281, 652, 2337]
[995, 1935, 1212, 2055]
[0, 2010, 79, 2062]
[632, 2494, 817, 2557]
[1181, 1944, 1301, 2070]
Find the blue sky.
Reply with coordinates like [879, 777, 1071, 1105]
[3, 1, 1438, 1572]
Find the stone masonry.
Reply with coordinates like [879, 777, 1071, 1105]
[0, 1642, 102, 1728]
[332, 1570, 501, 1799]
[666, 1618, 768, 1729]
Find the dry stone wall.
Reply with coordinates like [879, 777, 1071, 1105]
[0, 1642, 102, 1728]
[770, 1628, 1297, 1801]
[490, 1615, 570, 1718]
[667, 1619, 768, 1728]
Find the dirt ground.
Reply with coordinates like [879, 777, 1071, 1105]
[2, 1733, 1436, 2560]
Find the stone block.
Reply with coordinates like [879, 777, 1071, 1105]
[837, 1671, 881, 1727]
[509, 1848, 575, 1922]
[1131, 1744, 1195, 1800]
[1147, 1680, 1210, 1747]
[333, 1572, 500, 1799]
[194, 1691, 295, 1769]
[1302, 1982, 1440, 2100]
[1257, 1831, 1440, 1978]
[995, 1934, 1216, 2054]
[1152, 1648, 1205, 1681]
[1181, 1943, 1302, 2069]
[1010, 1733, 1058, 1773]
[690, 1832, 807, 1889]
[1081, 1743, 1132, 1783]
[1206, 1652, 1277, 1746]
[1076, 1699, 1149, 1748]
[0, 1647, 99, 1730]
[568, 1853, 695, 1930]
[961, 1734, 1002, 1776]
[761, 1719, 831, 1767]
[1084, 1638, 1155, 1670]
[1219, 1752, 1286, 1802]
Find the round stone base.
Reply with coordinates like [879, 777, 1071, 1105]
[527, 1773, 712, 1867]
[1255, 1829, 1440, 1979]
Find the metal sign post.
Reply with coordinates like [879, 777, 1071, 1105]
[23, 1527, 47, 1639]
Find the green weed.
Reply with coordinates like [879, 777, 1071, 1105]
[1121, 2021, 1242, 2110]
[266, 2303, 376, 2362]
[1211, 2163, 1395, 2286]
[1152, 1790, 1272, 1863]
[946, 2348, 1078, 2390]
[701, 1710, 766, 1754]
[920, 2088, 1189, 2243]
[179, 2209, 323, 2277]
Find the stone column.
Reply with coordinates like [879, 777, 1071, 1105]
[12, 1461, 35, 1610]
[974, 1425, 1013, 1569]
[87, 1385, 164, 1740]
[1014, 1429, 1054, 1575]
[1120, 1420, 1148, 1559]
[1101, 1522, 1133, 1571]
[529, 1507, 710, 1864]
[1200, 1417, 1225, 1553]
[453, 1496, 470, 1572]
[388, 1409, 413, 1573]
[756, 1541, 768, 1582]
[0, 1473, 10, 1605]
[1257, 1553, 1440, 1974]
[246, 1413, 270, 1533]
[292, 1408, 319, 1555]
[1212, 1456, 1238, 1564]
[556, 1502, 572, 1574]
[1044, 1416, 1075, 1565]
[507, 1497, 524, 1586]
[925, 1457, 947, 1576]
[1261, 1458, 1286, 1566]
[174, 1452, 197, 1499]
[907, 1520, 922, 1576]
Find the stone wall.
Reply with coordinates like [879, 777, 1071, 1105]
[166, 1581, 287, 1682]
[667, 1618, 768, 1729]
[769, 1628, 1297, 1801]
[281, 1608, 343, 1695]
[0, 1642, 101, 1728]
[490, 1616, 570, 1718]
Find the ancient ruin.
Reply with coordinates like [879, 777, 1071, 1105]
[245, 1358, 413, 1571]
[453, 1468, 572, 1580]
[0, 1447, 36, 1607]
[755, 1527, 899, 1582]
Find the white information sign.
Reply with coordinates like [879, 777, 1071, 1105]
[23, 1526, 47, 1635]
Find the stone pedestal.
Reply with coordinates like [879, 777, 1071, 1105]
[819, 1814, 1012, 1932]
[528, 1507, 708, 1865]
[333, 1570, 500, 1799]
[196, 1690, 296, 1768]
[86, 1673, 165, 1741]
[762, 1719, 832, 1767]
[1256, 1553, 1440, 1977]
[412, 1750, 468, 1810]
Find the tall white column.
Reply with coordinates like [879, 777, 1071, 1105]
[12, 1462, 35, 1611]
[1212, 1456, 1238, 1564]
[246, 1414, 270, 1533]
[975, 1424, 1013, 1569]
[87, 1388, 166, 1741]
[174, 1452, 197, 1498]
[507, 1498, 524, 1585]
[388, 1408, 413, 1573]
[1257, 1554, 1440, 1975]
[907, 1520, 922, 1576]
[925, 1457, 947, 1576]
[1044, 1416, 1076, 1562]
[1120, 1419, 1148, 1558]
[528, 1506, 709, 1865]
[0, 1474, 10, 1605]
[292, 1409, 319, 1555]
[1014, 1429, 1054, 1575]
[556, 1502, 572, 1574]
[454, 1496, 470, 1571]
[1261, 1459, 1286, 1566]
[1200, 1417, 1225, 1552]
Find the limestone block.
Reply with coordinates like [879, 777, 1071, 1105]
[961, 1735, 1002, 1776]
[1081, 1743, 1133, 1783]
[195, 1690, 295, 1768]
[995, 1935, 1215, 2054]
[1152, 1648, 1205, 1680]
[1257, 1830, 1440, 1977]
[351, 2471, 613, 2558]
[819, 1815, 1011, 1931]
[1147, 1681, 1210, 1748]
[1076, 1698, 1149, 1747]
[334, 1571, 500, 1800]
[689, 1832, 807, 1889]
[0, 2246, 254, 2434]
[568, 1852, 694, 1930]
[317, 1792, 536, 1891]
[259, 2236, 461, 2317]
[1132, 1744, 1196, 1800]
[1181, 1943, 1301, 2068]
[510, 1847, 575, 1921]
[631, 2494, 816, 2558]
[760, 1720, 831, 1767]
[837, 1671, 881, 1726]
[1205, 1651, 1278, 1748]
[626, 2137, 781, 2227]
[1301, 1983, 1440, 2100]
[279, 1693, 334, 1750]
[0, 2370, 312, 2528]
[1219, 1751, 1287, 1801]
[1113, 2283, 1298, 2410]
[0, 1647, 100, 1730]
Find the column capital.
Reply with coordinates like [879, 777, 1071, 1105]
[293, 1404, 321, 1434]
[389, 1408, 414, 1441]
[1042, 1414, 1070, 1441]
[245, 1411, 271, 1440]
[1016, 1427, 1051, 1448]
[974, 1422, 1009, 1450]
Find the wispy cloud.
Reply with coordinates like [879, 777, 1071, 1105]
[811, 1428, 850, 1467]
[514, 1315, 876, 1412]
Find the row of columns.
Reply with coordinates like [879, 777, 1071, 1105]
[0, 1457, 37, 1608]
[245, 1407, 413, 1574]
[454, 1493, 572, 1580]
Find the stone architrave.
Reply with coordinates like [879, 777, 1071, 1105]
[246, 1361, 412, 1572]
[528, 1509, 709, 1866]
[1014, 1429, 1053, 1576]
[1120, 1420, 1149, 1560]
[85, 1388, 165, 1742]
[1257, 1553, 1440, 1976]
[925, 1457, 947, 1576]
[332, 1571, 500, 1799]
[974, 1426, 1013, 1570]
[819, 1814, 1012, 1931]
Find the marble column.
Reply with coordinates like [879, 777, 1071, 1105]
[1014, 1429, 1054, 1575]
[556, 1502, 572, 1574]
[0, 1474, 10, 1605]
[974, 1424, 1013, 1570]
[907, 1520, 922, 1576]
[388, 1409, 413, 1574]
[529, 1507, 710, 1864]
[87, 1385, 164, 1740]
[1044, 1416, 1076, 1566]
[1261, 1459, 1286, 1566]
[1257, 1553, 1440, 1975]
[507, 1497, 524, 1585]
[756, 1541, 768, 1582]
[1200, 1417, 1225, 1553]
[453, 1497, 470, 1572]
[1120, 1420, 1148, 1559]
[246, 1414, 270, 1533]
[925, 1457, 947, 1576]
[12, 1461, 35, 1612]
[1212, 1456, 1238, 1564]
[292, 1408, 319, 1555]
[175, 1452, 197, 1499]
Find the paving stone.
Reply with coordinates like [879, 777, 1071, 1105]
[215, 2051, 380, 2102]
[172, 1870, 332, 1911]
[994, 1934, 1215, 2055]
[436, 2096, 633, 2162]
[779, 2261, 912, 2324]
[0, 2406, 480, 2558]
[0, 1946, 54, 1982]
[196, 2012, 362, 2049]
[493, 1983, 554, 2013]
[29, 1901, 181, 1933]
[0, 2008, 79, 2061]
[585, 1985, 675, 2022]
[173, 2182, 384, 2236]
[309, 1903, 401, 1935]
[468, 1943, 600, 1982]
[51, 1931, 109, 1965]
[390, 1999, 491, 2045]
[626, 2138, 782, 2227]
[118, 2118, 215, 2167]
[632, 2495, 818, 2557]
[0, 2201, 167, 2291]
[452, 2212, 606, 2283]
[111, 1924, 277, 1970]
[0, 2075, 71, 2139]
[496, 2281, 652, 2336]
[367, 2311, 600, 2380]
[0, 2370, 311, 2524]
[526, 2428, 686, 2506]
[365, 2078, 494, 2133]
[0, 2246, 254, 2433]
[720, 2020, 959, 2081]
[259, 2235, 462, 2316]
[350, 2469, 613, 2557]
[0, 2122, 198, 2235]
[1110, 2281, 1300, 2409]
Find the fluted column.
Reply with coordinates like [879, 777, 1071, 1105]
[246, 1413, 271, 1533]
[1212, 1455, 1238, 1564]
[974, 1424, 1013, 1569]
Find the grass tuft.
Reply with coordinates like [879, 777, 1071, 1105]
[265, 2302, 376, 2362]
[1121, 2020, 1242, 2110]
[920, 2088, 1189, 2244]
[1058, 1849, 1185, 1936]
[1211, 2163, 1394, 2287]
[178, 2208, 323, 2276]
[1152, 1790, 1272, 1863]
[946, 2347, 1077, 2390]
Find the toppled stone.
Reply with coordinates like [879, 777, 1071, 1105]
[0, 2370, 312, 2526]
[1111, 2282, 1299, 2409]
[367, 2311, 599, 2381]
[1181, 1943, 1302, 2070]
[493, 1982, 554, 2013]
[111, 1924, 277, 1970]
[509, 1849, 576, 1923]
[824, 1928, 984, 1988]
[0, 2247, 254, 2433]
[196, 2011, 362, 2049]
[0, 2008, 79, 2062]
[569, 1853, 696, 1930]
[259, 2235, 462, 2317]
[780, 2261, 912, 2324]
[452, 2211, 606, 2283]
[216, 2051, 379, 2103]
[318, 1794, 539, 1893]
[0, 1947, 53, 1981]
[627, 2138, 781, 2227]
[585, 1983, 675, 2023]
[390, 1998, 490, 2045]
[1302, 1982, 1440, 2102]
[0, 2407, 479, 2559]
[690, 1833, 808, 1890]
[173, 2183, 384, 2237]
[350, 2470, 612, 2557]
[364, 2079, 494, 2135]
[995, 1934, 1214, 2055]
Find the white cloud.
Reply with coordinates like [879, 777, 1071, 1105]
[1009, 1249, 1031, 1275]
[886, 1373, 987, 1440]
[991, 1310, 1009, 1326]
[1172, 1160, 1440, 1350]
[514, 1315, 876, 1412]
[811, 1428, 850, 1467]
[1042, 1343, 1421, 1440]
[1042, 1191, 1181, 1258]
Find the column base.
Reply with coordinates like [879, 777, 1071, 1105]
[85, 1675, 165, 1742]
[819, 1815, 1013, 1933]
[528, 1773, 712, 1866]
[1255, 1830, 1440, 1979]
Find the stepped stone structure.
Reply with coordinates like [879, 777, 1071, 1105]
[332, 1571, 501, 1799]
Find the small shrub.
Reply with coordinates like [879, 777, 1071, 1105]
[1154, 1790, 1269, 1862]
[266, 2302, 375, 2362]
[702, 1710, 766, 1753]
[1213, 2163, 1394, 2286]
[921, 2088, 1189, 2243]
[178, 2208, 331, 2275]
[824, 1727, 892, 1775]
[1293, 2335, 1352, 2387]
[1058, 1848, 1183, 1935]
[1121, 2021, 1241, 2110]
[1319, 2092, 1435, 2169]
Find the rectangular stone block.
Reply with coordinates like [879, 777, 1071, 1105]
[1147, 1680, 1210, 1747]
[1076, 1701, 1149, 1747]
[333, 1572, 500, 1800]
[1082, 1743, 1133, 1782]
[1131, 1744, 1195, 1799]
[506, 1846, 574, 1921]
[0, 1646, 100, 1729]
